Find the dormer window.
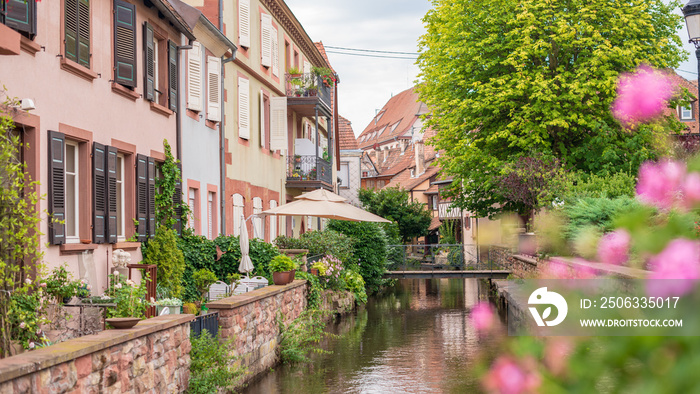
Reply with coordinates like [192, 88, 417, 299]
[680, 105, 693, 120]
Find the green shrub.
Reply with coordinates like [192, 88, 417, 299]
[558, 171, 636, 202]
[343, 269, 367, 304]
[560, 197, 642, 242]
[142, 226, 185, 297]
[192, 268, 217, 302]
[275, 230, 355, 265]
[187, 330, 244, 394]
[327, 220, 388, 295]
[295, 271, 321, 309]
[269, 255, 296, 273]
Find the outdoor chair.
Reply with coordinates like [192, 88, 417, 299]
[207, 281, 230, 301]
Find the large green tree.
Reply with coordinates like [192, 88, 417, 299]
[417, 0, 687, 218]
[358, 187, 432, 243]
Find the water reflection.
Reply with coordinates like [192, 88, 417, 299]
[243, 279, 504, 394]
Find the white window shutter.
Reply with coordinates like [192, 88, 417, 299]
[271, 26, 279, 77]
[238, 77, 250, 139]
[303, 60, 311, 76]
[207, 56, 221, 122]
[259, 90, 265, 148]
[261, 14, 272, 68]
[239, 0, 250, 48]
[187, 42, 202, 111]
[270, 96, 287, 151]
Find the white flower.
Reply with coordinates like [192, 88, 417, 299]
[28, 342, 35, 349]
[86, 285, 91, 290]
[80, 279, 86, 285]
[114, 283, 122, 289]
[113, 271, 119, 276]
[19, 322, 26, 329]
[150, 297, 155, 303]
[126, 279, 135, 287]
[25, 278, 31, 285]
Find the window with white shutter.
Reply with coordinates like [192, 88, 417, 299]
[303, 60, 311, 76]
[253, 197, 263, 239]
[260, 14, 272, 68]
[207, 56, 221, 121]
[239, 0, 250, 48]
[238, 77, 250, 139]
[259, 90, 266, 148]
[207, 192, 214, 239]
[232, 193, 244, 236]
[187, 42, 202, 111]
[270, 96, 287, 151]
[269, 200, 277, 240]
[271, 26, 279, 77]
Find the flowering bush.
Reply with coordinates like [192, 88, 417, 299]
[153, 298, 183, 306]
[105, 271, 149, 319]
[9, 277, 51, 351]
[45, 265, 82, 303]
[312, 255, 345, 290]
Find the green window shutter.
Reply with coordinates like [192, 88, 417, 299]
[143, 22, 155, 101]
[113, 0, 136, 88]
[48, 131, 66, 245]
[168, 40, 178, 112]
[5, 0, 37, 37]
[64, 0, 79, 63]
[92, 142, 107, 244]
[136, 154, 148, 241]
[77, 0, 90, 67]
[147, 157, 156, 237]
[106, 146, 118, 244]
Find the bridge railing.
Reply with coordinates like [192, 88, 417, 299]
[386, 244, 506, 272]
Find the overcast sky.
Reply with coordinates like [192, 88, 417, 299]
[285, 0, 699, 137]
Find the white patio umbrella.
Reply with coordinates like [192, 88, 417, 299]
[238, 215, 254, 277]
[262, 189, 391, 223]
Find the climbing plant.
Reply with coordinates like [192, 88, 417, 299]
[154, 139, 191, 234]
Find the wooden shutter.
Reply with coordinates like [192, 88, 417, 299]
[271, 26, 279, 77]
[168, 40, 178, 112]
[106, 146, 118, 243]
[48, 131, 66, 245]
[147, 157, 156, 237]
[173, 164, 183, 235]
[187, 42, 202, 111]
[65, 0, 89, 66]
[5, 0, 36, 36]
[238, 77, 250, 139]
[260, 14, 272, 68]
[270, 96, 287, 151]
[136, 154, 147, 241]
[259, 90, 265, 148]
[92, 142, 107, 244]
[207, 56, 221, 121]
[238, 0, 250, 48]
[143, 22, 155, 102]
[64, 0, 79, 63]
[77, 0, 90, 67]
[113, 0, 136, 87]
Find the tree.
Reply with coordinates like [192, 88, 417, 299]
[358, 187, 432, 243]
[417, 0, 687, 218]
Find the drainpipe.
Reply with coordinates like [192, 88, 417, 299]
[315, 105, 319, 178]
[220, 56, 235, 235]
[176, 39, 194, 162]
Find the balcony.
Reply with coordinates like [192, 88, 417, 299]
[438, 202, 461, 220]
[286, 155, 333, 191]
[285, 73, 332, 118]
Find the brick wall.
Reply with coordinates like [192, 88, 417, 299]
[0, 315, 192, 393]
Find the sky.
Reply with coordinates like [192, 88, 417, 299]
[285, 0, 700, 137]
[285, 0, 432, 136]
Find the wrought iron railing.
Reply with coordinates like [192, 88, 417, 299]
[285, 73, 332, 108]
[287, 155, 332, 185]
[386, 244, 505, 272]
[190, 312, 219, 338]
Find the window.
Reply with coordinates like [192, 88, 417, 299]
[270, 97, 287, 151]
[285, 42, 290, 71]
[293, 50, 299, 69]
[238, 0, 250, 48]
[116, 154, 125, 239]
[65, 141, 80, 242]
[207, 192, 215, 239]
[259, 91, 270, 149]
[207, 56, 222, 121]
[1, 0, 37, 38]
[680, 105, 693, 120]
[135, 154, 158, 241]
[187, 42, 203, 111]
[65, 0, 90, 67]
[431, 195, 438, 211]
[188, 188, 196, 231]
[269, 200, 277, 241]
[252, 197, 263, 239]
[113, 0, 136, 88]
[238, 77, 250, 139]
[339, 163, 349, 188]
[233, 193, 244, 236]
[261, 13, 272, 68]
[144, 22, 178, 111]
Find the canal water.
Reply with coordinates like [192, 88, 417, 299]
[243, 279, 505, 394]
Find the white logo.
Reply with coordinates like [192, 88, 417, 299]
[528, 287, 568, 327]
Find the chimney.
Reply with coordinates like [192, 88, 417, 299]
[383, 148, 388, 162]
[415, 141, 425, 176]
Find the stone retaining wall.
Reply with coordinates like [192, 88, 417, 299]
[0, 314, 193, 393]
[490, 245, 539, 278]
[206, 280, 308, 386]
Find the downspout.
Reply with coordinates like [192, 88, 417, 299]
[221, 55, 236, 235]
[176, 39, 194, 161]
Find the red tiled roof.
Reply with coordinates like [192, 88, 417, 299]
[428, 216, 441, 231]
[338, 116, 358, 150]
[314, 42, 336, 74]
[665, 71, 699, 135]
[357, 87, 422, 149]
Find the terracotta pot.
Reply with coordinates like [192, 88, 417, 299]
[310, 268, 319, 276]
[106, 317, 141, 329]
[288, 269, 296, 284]
[272, 271, 293, 286]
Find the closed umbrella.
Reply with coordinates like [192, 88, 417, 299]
[262, 189, 391, 223]
[238, 215, 254, 277]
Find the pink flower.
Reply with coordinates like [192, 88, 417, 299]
[470, 302, 495, 332]
[544, 338, 574, 376]
[25, 278, 31, 285]
[597, 230, 631, 265]
[28, 342, 35, 349]
[682, 172, 700, 209]
[647, 239, 700, 298]
[541, 259, 571, 279]
[113, 271, 120, 276]
[39, 282, 47, 288]
[612, 66, 675, 126]
[483, 356, 541, 394]
[36, 329, 41, 335]
[114, 283, 122, 289]
[19, 322, 26, 329]
[636, 160, 686, 210]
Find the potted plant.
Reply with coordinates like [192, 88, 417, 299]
[45, 265, 80, 304]
[309, 168, 317, 179]
[312, 66, 336, 87]
[269, 255, 297, 285]
[105, 271, 149, 329]
[307, 84, 318, 96]
[294, 154, 302, 163]
[287, 66, 302, 78]
[154, 298, 183, 315]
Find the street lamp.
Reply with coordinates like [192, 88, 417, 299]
[682, 0, 700, 122]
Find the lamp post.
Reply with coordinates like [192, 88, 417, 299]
[682, 0, 700, 127]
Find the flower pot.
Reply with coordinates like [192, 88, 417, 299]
[273, 271, 293, 286]
[310, 268, 319, 276]
[288, 269, 296, 284]
[156, 305, 181, 315]
[106, 317, 141, 329]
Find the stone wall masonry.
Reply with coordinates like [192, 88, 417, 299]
[206, 280, 308, 386]
[0, 315, 193, 394]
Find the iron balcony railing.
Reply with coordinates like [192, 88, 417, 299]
[285, 73, 332, 109]
[287, 155, 332, 185]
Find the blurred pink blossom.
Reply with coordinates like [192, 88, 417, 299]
[28, 342, 35, 349]
[636, 160, 686, 210]
[544, 338, 574, 376]
[682, 172, 700, 208]
[483, 356, 541, 394]
[647, 239, 700, 298]
[571, 259, 597, 279]
[541, 259, 571, 279]
[612, 66, 675, 126]
[597, 230, 631, 265]
[470, 302, 495, 332]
